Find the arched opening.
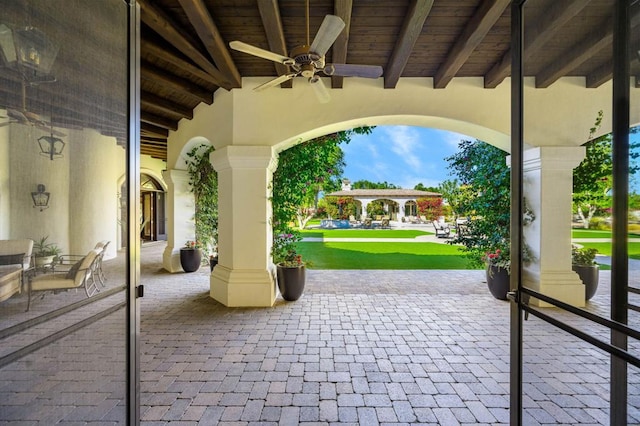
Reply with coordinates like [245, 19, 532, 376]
[140, 173, 167, 243]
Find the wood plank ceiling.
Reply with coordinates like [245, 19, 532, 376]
[0, 1, 636, 162]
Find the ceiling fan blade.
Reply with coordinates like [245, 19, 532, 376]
[309, 77, 330, 104]
[7, 108, 29, 124]
[324, 63, 383, 79]
[229, 41, 293, 65]
[310, 15, 345, 57]
[254, 73, 297, 92]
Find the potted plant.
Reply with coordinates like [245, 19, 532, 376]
[272, 232, 305, 301]
[571, 244, 599, 300]
[33, 236, 62, 268]
[484, 245, 511, 300]
[180, 240, 202, 272]
[185, 144, 218, 271]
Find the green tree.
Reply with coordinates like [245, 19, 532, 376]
[184, 144, 218, 255]
[445, 139, 510, 267]
[352, 180, 399, 189]
[272, 127, 372, 236]
[414, 183, 439, 192]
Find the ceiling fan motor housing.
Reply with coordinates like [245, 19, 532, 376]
[289, 45, 324, 77]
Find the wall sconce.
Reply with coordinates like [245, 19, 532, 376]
[31, 184, 50, 211]
[0, 24, 58, 83]
[37, 133, 65, 160]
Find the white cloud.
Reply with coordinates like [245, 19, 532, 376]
[382, 126, 422, 172]
[435, 130, 468, 150]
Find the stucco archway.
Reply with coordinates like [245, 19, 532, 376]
[164, 76, 628, 307]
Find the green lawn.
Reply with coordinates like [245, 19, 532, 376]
[299, 229, 432, 239]
[575, 241, 640, 260]
[297, 242, 475, 269]
[572, 229, 640, 239]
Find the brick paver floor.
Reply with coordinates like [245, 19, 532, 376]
[138, 243, 639, 425]
[1, 241, 638, 424]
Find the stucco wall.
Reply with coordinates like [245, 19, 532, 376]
[166, 76, 630, 166]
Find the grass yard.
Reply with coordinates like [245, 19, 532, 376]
[297, 242, 475, 269]
[299, 229, 431, 239]
[575, 241, 640, 260]
[572, 229, 640, 239]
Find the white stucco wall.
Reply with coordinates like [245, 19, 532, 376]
[0, 113, 10, 239]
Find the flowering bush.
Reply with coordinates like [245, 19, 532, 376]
[484, 247, 510, 271]
[272, 232, 303, 267]
[572, 244, 598, 266]
[184, 240, 202, 250]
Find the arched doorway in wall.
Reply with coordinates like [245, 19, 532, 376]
[140, 173, 167, 243]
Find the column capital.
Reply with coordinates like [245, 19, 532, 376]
[210, 145, 278, 172]
[162, 168, 190, 186]
[523, 146, 586, 172]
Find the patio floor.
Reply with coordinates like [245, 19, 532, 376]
[1, 241, 639, 425]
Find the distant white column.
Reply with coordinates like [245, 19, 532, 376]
[162, 169, 194, 272]
[209, 146, 278, 307]
[522, 146, 586, 307]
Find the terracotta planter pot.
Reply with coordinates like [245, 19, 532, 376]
[180, 248, 202, 272]
[276, 264, 306, 301]
[486, 264, 510, 300]
[572, 264, 599, 301]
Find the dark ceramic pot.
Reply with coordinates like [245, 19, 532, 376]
[209, 256, 218, 272]
[276, 264, 306, 301]
[180, 248, 202, 272]
[572, 264, 599, 301]
[486, 264, 510, 300]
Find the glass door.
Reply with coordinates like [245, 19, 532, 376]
[510, 0, 640, 424]
[0, 1, 140, 423]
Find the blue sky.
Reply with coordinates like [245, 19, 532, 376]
[341, 126, 640, 192]
[340, 125, 469, 189]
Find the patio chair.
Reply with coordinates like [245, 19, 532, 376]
[27, 249, 100, 311]
[381, 218, 390, 229]
[363, 218, 373, 229]
[94, 240, 110, 286]
[432, 220, 451, 238]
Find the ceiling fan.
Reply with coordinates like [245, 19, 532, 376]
[229, 0, 383, 103]
[0, 80, 65, 136]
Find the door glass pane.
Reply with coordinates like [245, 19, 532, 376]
[520, 0, 640, 423]
[0, 1, 130, 422]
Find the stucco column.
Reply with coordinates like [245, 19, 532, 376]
[522, 146, 586, 307]
[209, 146, 278, 307]
[162, 169, 195, 272]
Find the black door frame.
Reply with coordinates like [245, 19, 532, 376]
[509, 1, 639, 424]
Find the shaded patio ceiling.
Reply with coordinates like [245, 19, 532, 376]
[0, 1, 636, 161]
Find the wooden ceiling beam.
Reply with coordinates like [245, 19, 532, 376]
[142, 39, 222, 87]
[178, 0, 242, 88]
[434, 0, 509, 89]
[535, 16, 613, 88]
[142, 62, 213, 105]
[257, 0, 293, 89]
[586, 62, 612, 88]
[141, 111, 178, 131]
[484, 0, 589, 88]
[331, 0, 353, 89]
[138, 0, 234, 89]
[384, 0, 434, 89]
[141, 122, 170, 138]
[141, 91, 193, 120]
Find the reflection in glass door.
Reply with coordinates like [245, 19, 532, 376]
[510, 1, 640, 424]
[0, 1, 138, 423]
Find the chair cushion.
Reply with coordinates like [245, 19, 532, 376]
[30, 273, 76, 291]
[0, 253, 25, 266]
[65, 257, 85, 279]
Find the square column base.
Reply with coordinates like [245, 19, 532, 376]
[162, 245, 182, 273]
[523, 270, 585, 307]
[210, 265, 277, 307]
